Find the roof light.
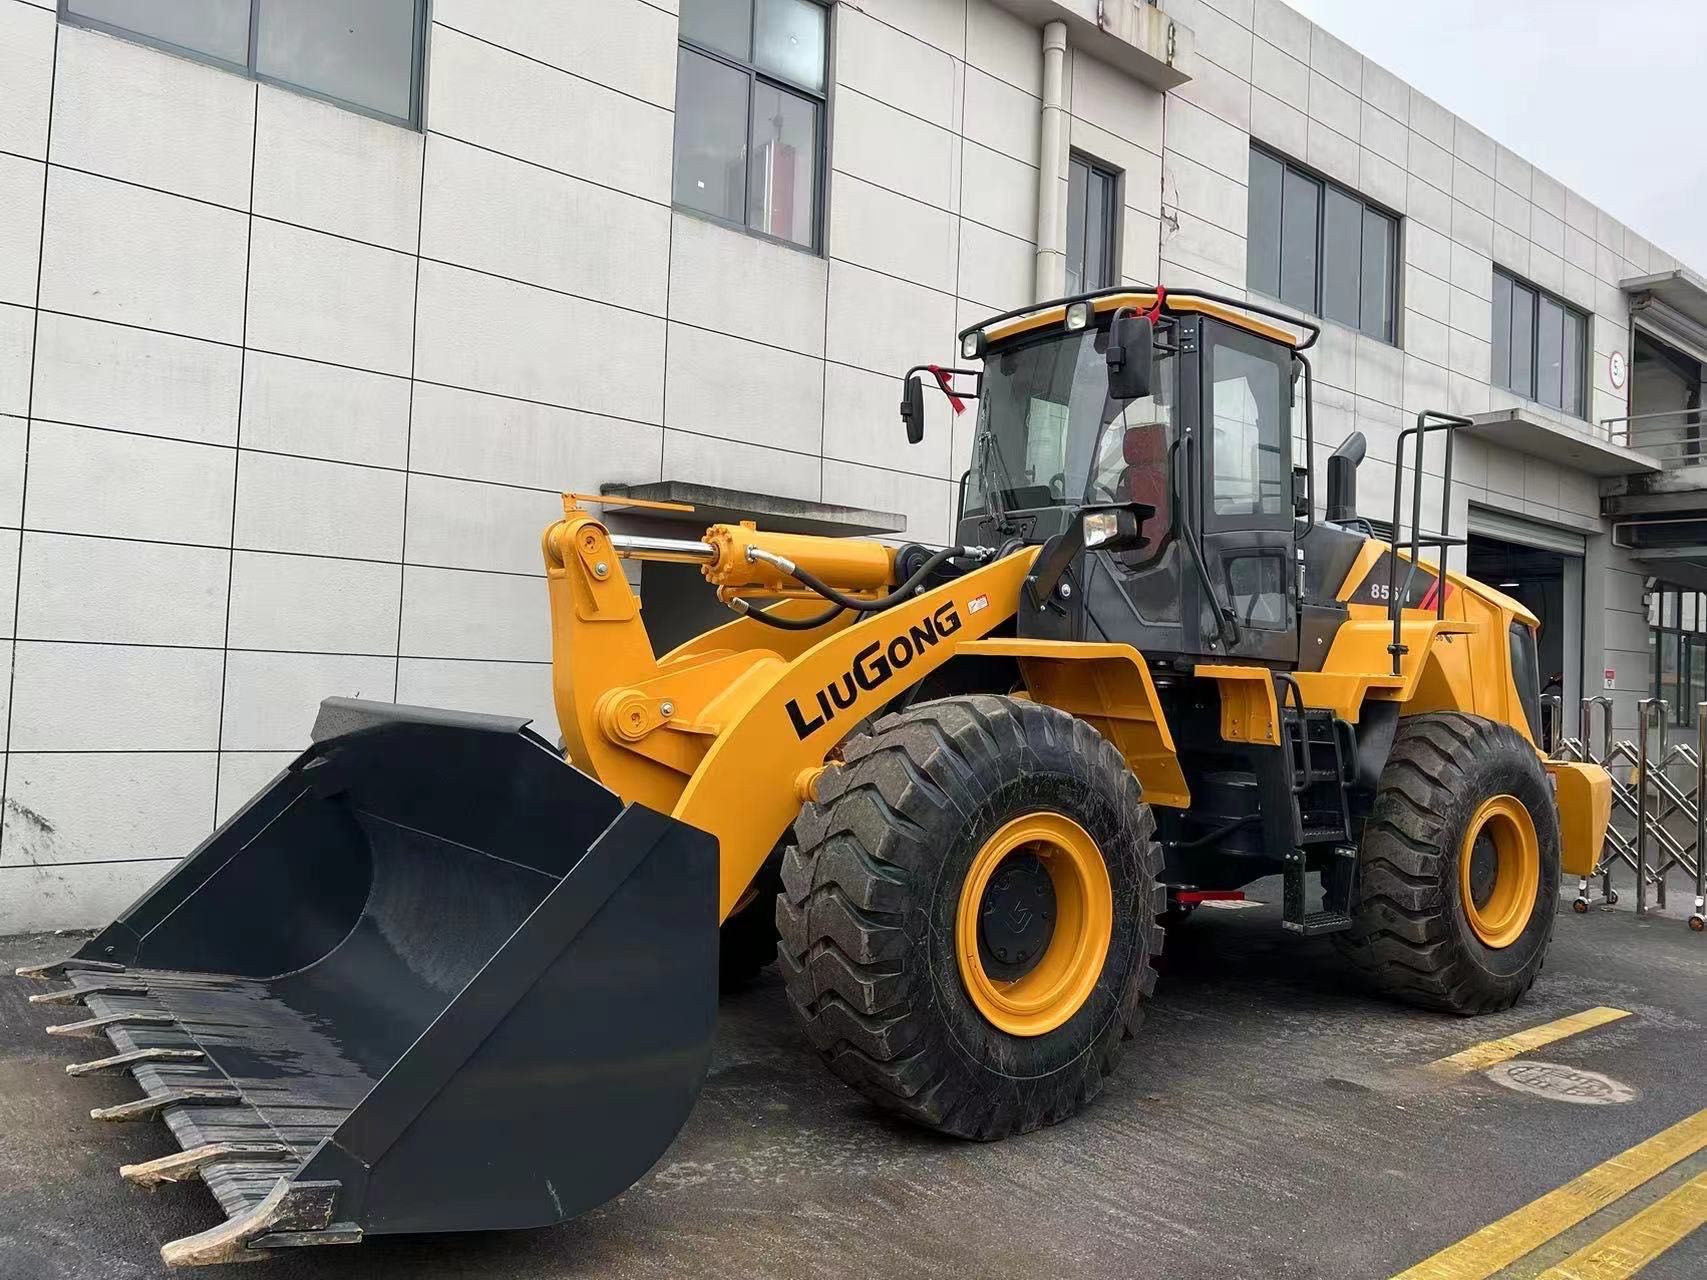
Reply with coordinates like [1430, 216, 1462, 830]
[961, 331, 984, 360]
[1065, 301, 1091, 330]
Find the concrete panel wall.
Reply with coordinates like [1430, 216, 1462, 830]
[0, 0, 1689, 926]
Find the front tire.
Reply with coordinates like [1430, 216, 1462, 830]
[1335, 712, 1560, 1014]
[776, 694, 1162, 1140]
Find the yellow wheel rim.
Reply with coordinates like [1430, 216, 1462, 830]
[955, 812, 1113, 1037]
[1458, 794, 1540, 949]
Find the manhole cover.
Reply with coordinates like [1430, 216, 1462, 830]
[1484, 1060, 1637, 1105]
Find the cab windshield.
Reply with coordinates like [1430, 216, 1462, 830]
[966, 326, 1176, 527]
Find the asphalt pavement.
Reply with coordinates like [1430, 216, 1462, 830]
[2, 874, 1703, 1280]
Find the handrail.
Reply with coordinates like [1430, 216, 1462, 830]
[1387, 410, 1472, 676]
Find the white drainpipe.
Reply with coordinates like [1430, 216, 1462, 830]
[1033, 20, 1068, 302]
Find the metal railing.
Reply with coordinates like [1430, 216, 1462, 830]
[1602, 406, 1707, 468]
[1551, 695, 1707, 930]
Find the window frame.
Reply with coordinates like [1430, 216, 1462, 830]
[1245, 144, 1399, 345]
[1491, 265, 1590, 420]
[674, 0, 832, 256]
[1065, 151, 1121, 295]
[59, 0, 429, 130]
[1649, 584, 1707, 727]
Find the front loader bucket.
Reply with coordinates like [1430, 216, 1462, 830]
[18, 698, 719, 1265]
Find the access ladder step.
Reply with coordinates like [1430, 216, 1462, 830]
[1281, 849, 1357, 936]
[1282, 909, 1355, 938]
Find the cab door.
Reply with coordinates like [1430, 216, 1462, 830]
[1191, 317, 1300, 666]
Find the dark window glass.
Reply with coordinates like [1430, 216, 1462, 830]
[680, 0, 753, 60]
[674, 0, 827, 250]
[1211, 342, 1287, 518]
[64, 0, 424, 123]
[1320, 187, 1363, 329]
[748, 82, 816, 248]
[1493, 266, 1587, 415]
[1065, 157, 1087, 295]
[1510, 282, 1535, 396]
[1226, 554, 1289, 629]
[674, 49, 750, 225]
[1279, 167, 1320, 315]
[1247, 148, 1395, 342]
[1491, 271, 1512, 389]
[1246, 149, 1283, 300]
[256, 0, 419, 124]
[1084, 165, 1113, 288]
[1536, 295, 1564, 409]
[1561, 307, 1585, 417]
[1066, 153, 1119, 294]
[66, 0, 251, 63]
[1360, 208, 1394, 342]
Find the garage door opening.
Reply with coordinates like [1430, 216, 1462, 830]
[1468, 532, 1581, 731]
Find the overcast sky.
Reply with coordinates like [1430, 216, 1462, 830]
[1285, 0, 1707, 272]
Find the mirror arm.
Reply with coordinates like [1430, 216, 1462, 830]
[902, 365, 983, 401]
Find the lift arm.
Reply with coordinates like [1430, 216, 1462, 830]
[543, 498, 1041, 918]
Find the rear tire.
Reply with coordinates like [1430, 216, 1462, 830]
[777, 694, 1162, 1139]
[1334, 712, 1559, 1014]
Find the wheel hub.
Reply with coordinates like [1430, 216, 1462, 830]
[1458, 794, 1541, 949]
[978, 853, 1056, 978]
[954, 812, 1114, 1038]
[1468, 833, 1500, 910]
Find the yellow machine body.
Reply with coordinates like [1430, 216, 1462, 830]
[543, 491, 1611, 919]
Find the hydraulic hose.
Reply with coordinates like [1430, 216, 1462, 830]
[748, 545, 969, 614]
[731, 599, 846, 631]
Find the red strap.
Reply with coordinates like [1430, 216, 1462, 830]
[1144, 284, 1167, 324]
[926, 365, 967, 415]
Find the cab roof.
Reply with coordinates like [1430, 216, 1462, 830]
[963, 286, 1319, 352]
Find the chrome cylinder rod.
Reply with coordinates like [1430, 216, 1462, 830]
[608, 534, 717, 564]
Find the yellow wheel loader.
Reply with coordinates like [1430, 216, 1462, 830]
[20, 287, 1613, 1264]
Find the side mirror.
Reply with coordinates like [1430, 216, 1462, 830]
[1292, 466, 1310, 518]
[1106, 313, 1154, 402]
[900, 374, 926, 444]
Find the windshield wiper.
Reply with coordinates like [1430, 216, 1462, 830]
[974, 428, 1018, 534]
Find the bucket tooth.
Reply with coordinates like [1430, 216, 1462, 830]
[29, 983, 149, 1006]
[16, 958, 126, 980]
[68, 1047, 205, 1077]
[47, 1011, 177, 1038]
[92, 1087, 240, 1122]
[159, 1178, 340, 1268]
[121, 1142, 296, 1190]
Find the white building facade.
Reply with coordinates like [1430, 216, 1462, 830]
[1, 0, 1702, 929]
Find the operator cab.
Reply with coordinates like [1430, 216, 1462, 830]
[903, 289, 1318, 669]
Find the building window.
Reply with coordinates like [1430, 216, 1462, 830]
[673, 0, 828, 252]
[61, 0, 427, 127]
[1246, 146, 1397, 343]
[1066, 153, 1119, 294]
[1492, 268, 1587, 418]
[1650, 585, 1707, 727]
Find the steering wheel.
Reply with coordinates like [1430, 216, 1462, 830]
[1086, 477, 1120, 503]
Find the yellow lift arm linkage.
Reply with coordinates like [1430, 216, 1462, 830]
[542, 498, 1190, 920]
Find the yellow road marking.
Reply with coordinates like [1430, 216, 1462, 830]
[1535, 1171, 1707, 1279]
[1390, 1108, 1707, 1280]
[1426, 1007, 1632, 1076]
